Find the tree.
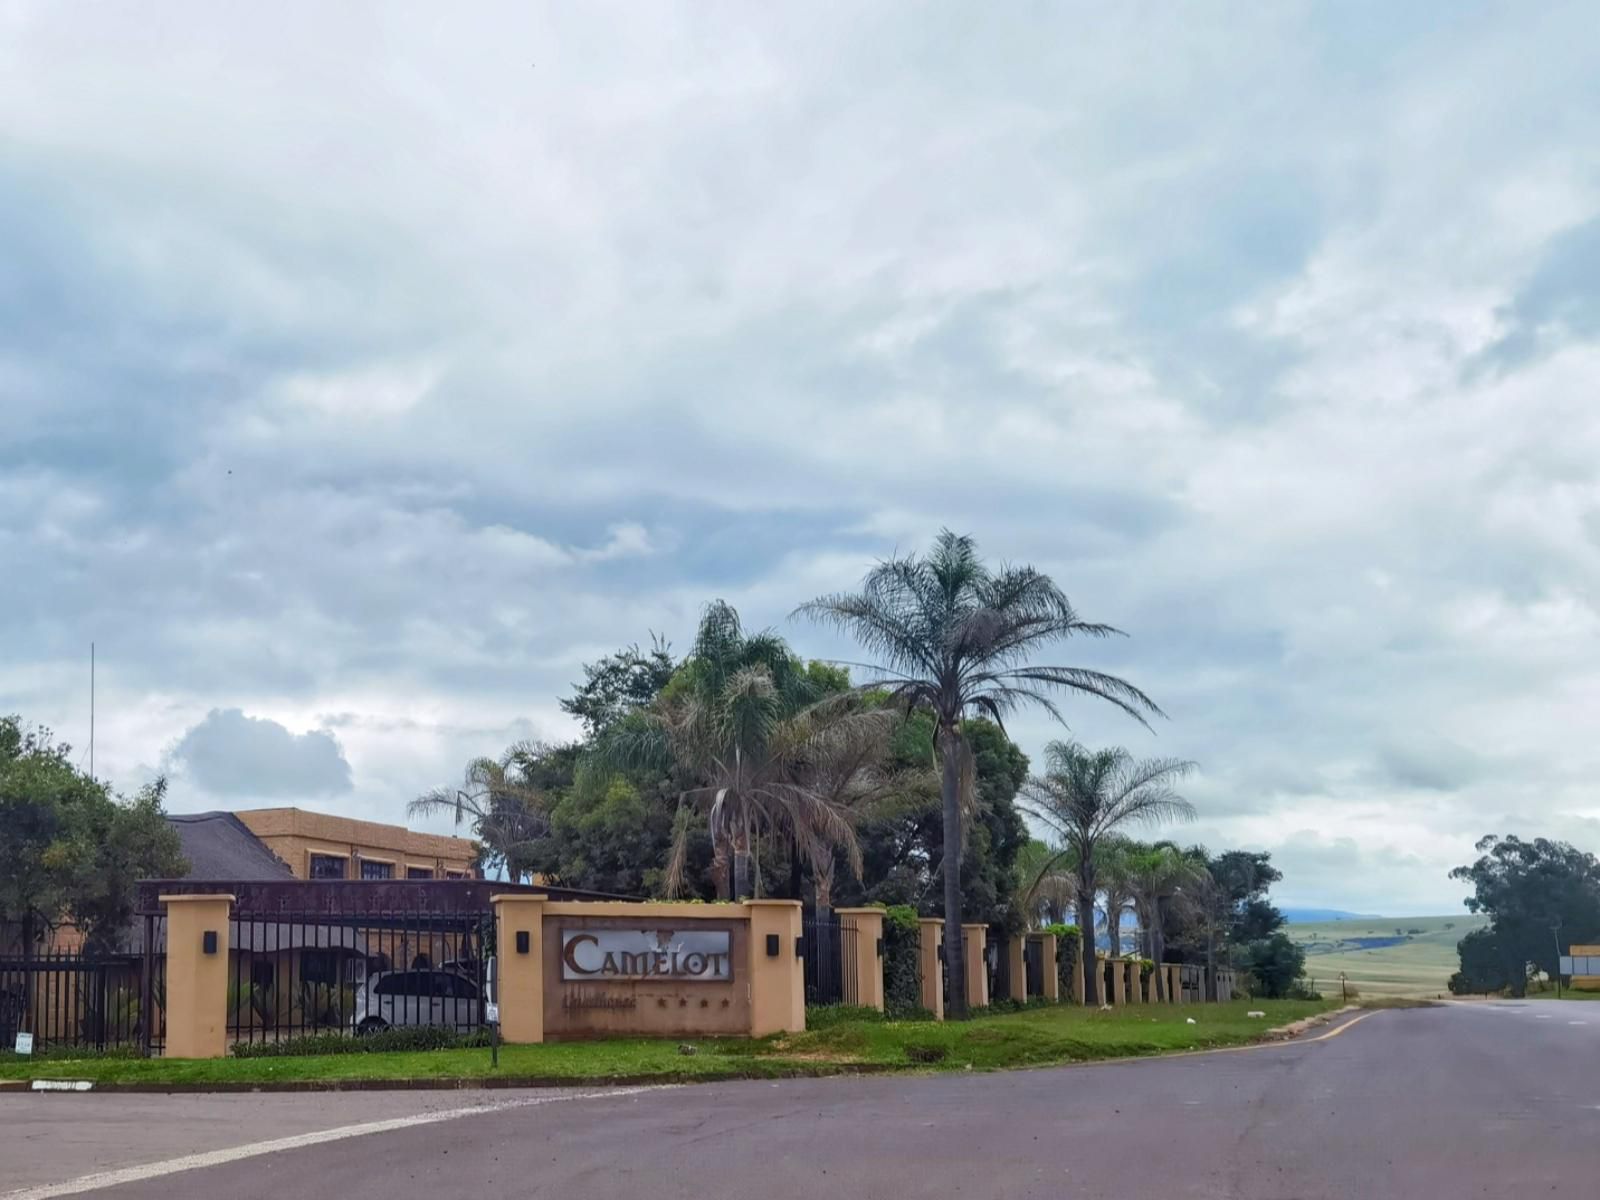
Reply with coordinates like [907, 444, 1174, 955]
[1016, 840, 1076, 928]
[409, 744, 552, 882]
[0, 716, 187, 960]
[1449, 926, 1517, 995]
[559, 636, 676, 738]
[1237, 932, 1307, 999]
[1098, 839, 1138, 958]
[1020, 741, 1195, 1005]
[1122, 842, 1208, 1001]
[601, 601, 882, 900]
[1449, 834, 1600, 996]
[800, 529, 1161, 1018]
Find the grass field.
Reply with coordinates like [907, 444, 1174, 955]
[1289, 913, 1486, 998]
[0, 999, 1335, 1087]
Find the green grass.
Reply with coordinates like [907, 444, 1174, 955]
[1288, 913, 1486, 998]
[0, 999, 1335, 1087]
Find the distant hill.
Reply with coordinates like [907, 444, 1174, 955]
[1287, 913, 1488, 997]
[1281, 908, 1376, 923]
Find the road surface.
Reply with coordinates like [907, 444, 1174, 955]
[3, 1002, 1596, 1199]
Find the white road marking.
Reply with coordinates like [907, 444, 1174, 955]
[1568, 1020, 1588, 1026]
[0, 1086, 666, 1200]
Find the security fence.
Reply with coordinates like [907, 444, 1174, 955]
[802, 910, 859, 1007]
[0, 950, 147, 1053]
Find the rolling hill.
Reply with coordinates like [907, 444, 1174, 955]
[1287, 913, 1487, 998]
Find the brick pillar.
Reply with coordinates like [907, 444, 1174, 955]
[160, 893, 233, 1059]
[746, 900, 804, 1035]
[491, 894, 546, 1044]
[1109, 957, 1125, 1005]
[1007, 935, 1027, 1003]
[962, 924, 988, 1009]
[1166, 964, 1179, 1003]
[918, 919, 944, 1020]
[1040, 934, 1060, 1002]
[835, 908, 885, 1011]
[1071, 941, 1086, 1004]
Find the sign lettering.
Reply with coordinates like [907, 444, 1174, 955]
[561, 928, 732, 982]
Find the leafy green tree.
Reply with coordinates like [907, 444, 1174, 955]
[1020, 742, 1195, 1005]
[1449, 926, 1517, 994]
[0, 716, 186, 958]
[1449, 834, 1600, 996]
[801, 529, 1160, 1018]
[1237, 931, 1307, 999]
[558, 636, 676, 738]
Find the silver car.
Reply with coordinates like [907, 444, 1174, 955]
[352, 968, 482, 1033]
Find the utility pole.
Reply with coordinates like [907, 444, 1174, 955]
[1551, 919, 1563, 999]
[89, 641, 95, 778]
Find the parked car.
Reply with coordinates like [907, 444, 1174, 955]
[352, 968, 482, 1033]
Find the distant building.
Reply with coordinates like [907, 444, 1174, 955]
[231, 807, 478, 881]
[1568, 944, 1600, 992]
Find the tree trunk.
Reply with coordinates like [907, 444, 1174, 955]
[1151, 900, 1167, 1003]
[1105, 901, 1120, 959]
[711, 841, 732, 900]
[1205, 924, 1218, 1002]
[939, 727, 968, 1019]
[732, 836, 754, 901]
[1077, 890, 1100, 1006]
[788, 843, 803, 901]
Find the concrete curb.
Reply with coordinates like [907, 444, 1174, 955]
[1262, 1004, 1361, 1041]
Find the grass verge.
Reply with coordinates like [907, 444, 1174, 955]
[0, 999, 1336, 1088]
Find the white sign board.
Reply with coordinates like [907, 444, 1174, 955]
[13, 1032, 33, 1056]
[561, 928, 732, 982]
[484, 1002, 500, 1025]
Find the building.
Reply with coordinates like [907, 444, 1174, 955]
[232, 807, 478, 881]
[1566, 944, 1600, 992]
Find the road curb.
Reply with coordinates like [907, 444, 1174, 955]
[1263, 1004, 1361, 1041]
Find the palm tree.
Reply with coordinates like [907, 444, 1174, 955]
[800, 530, 1161, 1017]
[1124, 842, 1209, 1001]
[1016, 840, 1077, 927]
[1097, 838, 1138, 959]
[1020, 741, 1195, 1005]
[603, 601, 887, 900]
[408, 744, 552, 882]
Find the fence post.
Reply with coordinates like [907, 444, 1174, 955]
[491, 894, 547, 1044]
[1007, 935, 1027, 1003]
[1106, 957, 1123, 1006]
[962, 924, 988, 1009]
[834, 908, 885, 1011]
[918, 919, 944, 1020]
[159, 893, 233, 1059]
[746, 900, 804, 1035]
[1040, 933, 1060, 1002]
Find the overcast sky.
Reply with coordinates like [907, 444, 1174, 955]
[5, 3, 1599, 915]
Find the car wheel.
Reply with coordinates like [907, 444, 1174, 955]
[357, 1017, 389, 1035]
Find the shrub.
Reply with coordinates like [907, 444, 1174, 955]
[231, 1025, 491, 1058]
[882, 905, 924, 1014]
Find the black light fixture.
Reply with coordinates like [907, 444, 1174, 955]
[515, 931, 530, 954]
[202, 930, 218, 955]
[765, 934, 780, 957]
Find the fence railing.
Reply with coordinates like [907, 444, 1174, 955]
[222, 904, 492, 1047]
[802, 911, 858, 1007]
[0, 951, 147, 1052]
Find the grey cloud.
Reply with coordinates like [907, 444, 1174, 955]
[168, 709, 352, 798]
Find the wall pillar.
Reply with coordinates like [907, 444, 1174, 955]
[1165, 964, 1179, 1004]
[962, 924, 988, 1009]
[1071, 941, 1086, 1004]
[491, 894, 547, 1044]
[160, 893, 234, 1059]
[1109, 957, 1126, 1006]
[1007, 935, 1027, 1003]
[835, 908, 885, 1011]
[918, 919, 944, 1020]
[1040, 934, 1060, 1002]
[747, 900, 804, 1036]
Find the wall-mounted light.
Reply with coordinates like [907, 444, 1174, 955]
[765, 934, 780, 957]
[202, 931, 218, 955]
[876, 937, 884, 959]
[515, 931, 530, 955]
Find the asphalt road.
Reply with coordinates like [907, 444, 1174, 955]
[4, 1002, 1598, 1199]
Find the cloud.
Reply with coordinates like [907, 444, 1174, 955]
[3, 4, 1600, 909]
[167, 709, 353, 799]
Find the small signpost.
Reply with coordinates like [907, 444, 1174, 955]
[14, 1032, 34, 1057]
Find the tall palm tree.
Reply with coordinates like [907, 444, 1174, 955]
[603, 601, 886, 900]
[1020, 741, 1195, 1005]
[1097, 837, 1138, 959]
[1124, 842, 1208, 1001]
[800, 530, 1161, 1017]
[408, 743, 551, 882]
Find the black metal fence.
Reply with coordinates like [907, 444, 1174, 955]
[0, 951, 147, 1053]
[1024, 936, 1045, 998]
[802, 911, 858, 1007]
[987, 935, 1011, 1004]
[223, 901, 492, 1046]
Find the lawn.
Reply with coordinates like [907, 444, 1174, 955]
[1289, 914, 1486, 998]
[0, 999, 1336, 1087]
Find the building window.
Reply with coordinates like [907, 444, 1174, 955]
[445, 871, 466, 880]
[309, 854, 347, 880]
[406, 867, 434, 880]
[360, 860, 393, 880]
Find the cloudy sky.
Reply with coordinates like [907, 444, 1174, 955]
[5, 3, 1599, 915]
